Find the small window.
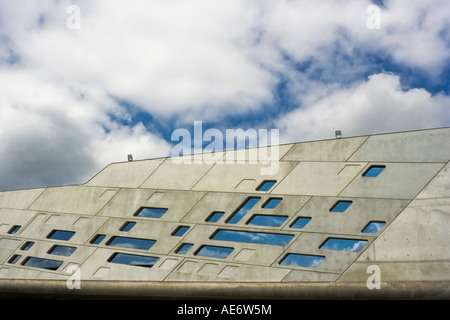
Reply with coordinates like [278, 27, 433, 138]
[363, 165, 385, 177]
[262, 198, 282, 209]
[172, 226, 189, 237]
[134, 207, 167, 218]
[211, 229, 294, 246]
[47, 230, 75, 241]
[280, 253, 325, 268]
[22, 257, 63, 271]
[329, 200, 353, 212]
[21, 241, 34, 251]
[8, 254, 22, 264]
[48, 245, 76, 257]
[320, 238, 367, 252]
[195, 245, 233, 259]
[120, 221, 136, 232]
[247, 214, 288, 227]
[106, 236, 156, 250]
[7, 225, 21, 235]
[256, 180, 276, 192]
[176, 243, 194, 254]
[290, 217, 311, 229]
[108, 252, 159, 268]
[90, 234, 106, 244]
[362, 221, 386, 234]
[206, 211, 225, 223]
[226, 197, 260, 224]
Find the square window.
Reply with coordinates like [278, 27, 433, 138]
[329, 200, 352, 212]
[363, 165, 385, 177]
[176, 243, 194, 254]
[120, 221, 136, 232]
[172, 226, 189, 237]
[134, 207, 167, 218]
[206, 211, 224, 223]
[256, 180, 276, 192]
[290, 217, 311, 229]
[47, 230, 75, 241]
[362, 221, 386, 233]
[7, 225, 21, 235]
[262, 198, 282, 209]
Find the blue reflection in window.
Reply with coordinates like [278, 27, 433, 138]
[290, 217, 311, 229]
[195, 245, 233, 259]
[320, 238, 367, 252]
[256, 180, 276, 192]
[22, 257, 63, 270]
[247, 215, 287, 227]
[280, 254, 325, 268]
[226, 197, 260, 224]
[106, 236, 156, 250]
[329, 200, 353, 212]
[135, 207, 167, 218]
[108, 253, 159, 268]
[362, 221, 385, 233]
[48, 245, 76, 257]
[172, 226, 189, 237]
[363, 165, 385, 177]
[262, 198, 282, 209]
[206, 211, 224, 223]
[90, 234, 106, 244]
[120, 221, 136, 232]
[212, 229, 294, 246]
[176, 243, 194, 254]
[8, 225, 21, 234]
[47, 230, 75, 241]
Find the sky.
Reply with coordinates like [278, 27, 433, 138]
[0, 0, 449, 191]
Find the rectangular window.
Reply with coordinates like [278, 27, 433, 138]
[320, 238, 367, 252]
[8, 254, 21, 264]
[108, 252, 159, 268]
[290, 217, 311, 229]
[7, 225, 21, 235]
[226, 197, 260, 224]
[106, 236, 156, 250]
[172, 226, 190, 237]
[48, 245, 76, 257]
[176, 243, 194, 254]
[256, 180, 276, 192]
[211, 229, 294, 246]
[362, 221, 386, 234]
[206, 211, 224, 223]
[280, 253, 325, 268]
[247, 215, 288, 227]
[21, 241, 34, 251]
[195, 245, 233, 259]
[90, 234, 106, 244]
[262, 198, 282, 209]
[22, 257, 63, 271]
[134, 207, 167, 218]
[363, 165, 385, 177]
[119, 221, 136, 232]
[47, 230, 75, 241]
[329, 200, 353, 212]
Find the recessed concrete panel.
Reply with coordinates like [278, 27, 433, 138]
[348, 128, 450, 162]
[85, 159, 163, 188]
[29, 186, 118, 215]
[273, 162, 367, 196]
[339, 162, 445, 199]
[0, 238, 22, 264]
[140, 158, 214, 190]
[282, 136, 368, 161]
[0, 209, 38, 237]
[415, 162, 450, 199]
[0, 188, 45, 210]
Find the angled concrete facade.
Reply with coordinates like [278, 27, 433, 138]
[0, 127, 449, 298]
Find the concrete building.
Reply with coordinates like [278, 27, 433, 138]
[0, 127, 449, 299]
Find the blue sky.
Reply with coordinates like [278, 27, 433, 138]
[0, 0, 449, 191]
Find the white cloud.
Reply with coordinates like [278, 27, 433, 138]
[276, 72, 450, 143]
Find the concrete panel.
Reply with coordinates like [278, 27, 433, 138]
[0, 188, 45, 210]
[415, 161, 450, 199]
[29, 186, 118, 215]
[0, 209, 37, 236]
[282, 269, 340, 282]
[224, 144, 294, 163]
[85, 159, 163, 188]
[340, 162, 445, 199]
[281, 197, 409, 235]
[192, 161, 297, 193]
[273, 162, 367, 196]
[282, 136, 368, 161]
[97, 189, 205, 222]
[348, 128, 450, 162]
[0, 238, 22, 264]
[140, 158, 214, 190]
